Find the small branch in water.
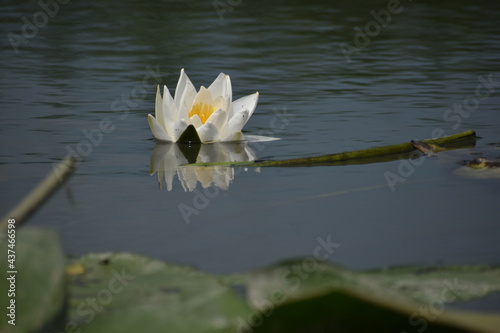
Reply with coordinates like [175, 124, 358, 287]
[0, 157, 77, 232]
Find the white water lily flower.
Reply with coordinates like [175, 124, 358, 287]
[148, 69, 259, 143]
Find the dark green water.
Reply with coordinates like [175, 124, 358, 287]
[1, 0, 499, 274]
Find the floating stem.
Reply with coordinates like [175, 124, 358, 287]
[185, 130, 476, 168]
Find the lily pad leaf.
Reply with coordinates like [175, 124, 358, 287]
[4, 229, 499, 333]
[178, 124, 201, 144]
[66, 253, 252, 333]
[0, 227, 66, 333]
[363, 265, 500, 305]
[242, 260, 500, 333]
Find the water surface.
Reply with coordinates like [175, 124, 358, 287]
[1, 0, 499, 274]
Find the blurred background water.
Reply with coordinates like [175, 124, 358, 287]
[1, 0, 499, 274]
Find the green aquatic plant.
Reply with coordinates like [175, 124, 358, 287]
[1, 228, 499, 333]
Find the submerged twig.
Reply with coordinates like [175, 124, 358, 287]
[0, 157, 77, 232]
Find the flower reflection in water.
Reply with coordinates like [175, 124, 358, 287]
[150, 142, 257, 192]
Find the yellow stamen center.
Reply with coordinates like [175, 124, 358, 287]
[188, 102, 217, 124]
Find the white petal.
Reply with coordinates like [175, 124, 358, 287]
[208, 74, 232, 113]
[221, 131, 245, 142]
[206, 108, 226, 130]
[188, 87, 220, 124]
[162, 85, 177, 122]
[229, 92, 259, 120]
[179, 85, 197, 121]
[211, 95, 225, 111]
[244, 135, 281, 142]
[148, 114, 172, 142]
[197, 122, 220, 143]
[173, 69, 190, 104]
[224, 75, 232, 111]
[207, 73, 227, 100]
[172, 119, 189, 142]
[226, 109, 250, 134]
[155, 85, 165, 130]
[189, 114, 203, 129]
[174, 69, 197, 120]
[191, 86, 213, 107]
[159, 85, 177, 138]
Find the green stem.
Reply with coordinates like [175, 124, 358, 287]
[185, 130, 476, 168]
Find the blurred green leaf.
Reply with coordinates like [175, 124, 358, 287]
[364, 265, 500, 304]
[243, 260, 500, 333]
[3, 229, 499, 333]
[0, 228, 66, 333]
[66, 253, 252, 333]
